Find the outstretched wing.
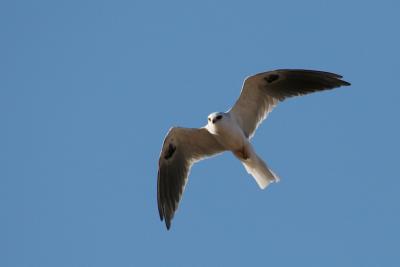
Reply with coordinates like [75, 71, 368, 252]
[157, 127, 225, 230]
[229, 69, 351, 139]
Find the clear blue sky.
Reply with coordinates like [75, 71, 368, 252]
[1, 0, 399, 266]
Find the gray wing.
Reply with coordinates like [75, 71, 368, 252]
[229, 69, 351, 139]
[157, 127, 225, 230]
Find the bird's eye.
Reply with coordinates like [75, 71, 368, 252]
[208, 118, 211, 121]
[216, 115, 222, 120]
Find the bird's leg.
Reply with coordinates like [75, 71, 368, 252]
[233, 146, 249, 160]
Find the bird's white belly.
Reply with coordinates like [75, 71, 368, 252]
[207, 121, 247, 151]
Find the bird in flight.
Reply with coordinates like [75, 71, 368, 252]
[157, 69, 350, 230]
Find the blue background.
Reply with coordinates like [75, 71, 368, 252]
[1, 0, 399, 266]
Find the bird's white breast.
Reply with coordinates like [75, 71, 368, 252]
[206, 114, 247, 151]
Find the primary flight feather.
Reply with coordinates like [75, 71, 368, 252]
[157, 69, 350, 230]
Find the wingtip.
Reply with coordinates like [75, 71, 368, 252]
[166, 220, 171, 230]
[342, 80, 351, 86]
[336, 78, 351, 87]
[321, 71, 351, 87]
[158, 210, 172, 230]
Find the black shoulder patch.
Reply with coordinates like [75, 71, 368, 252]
[164, 143, 176, 160]
[265, 74, 279, 83]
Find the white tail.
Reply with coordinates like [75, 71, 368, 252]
[240, 146, 280, 189]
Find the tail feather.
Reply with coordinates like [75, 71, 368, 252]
[242, 152, 280, 189]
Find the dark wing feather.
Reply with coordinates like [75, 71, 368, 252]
[229, 69, 350, 138]
[157, 127, 225, 230]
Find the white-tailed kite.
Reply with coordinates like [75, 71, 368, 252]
[157, 69, 350, 230]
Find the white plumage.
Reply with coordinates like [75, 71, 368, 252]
[157, 69, 350, 230]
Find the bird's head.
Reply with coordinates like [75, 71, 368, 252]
[207, 112, 225, 125]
